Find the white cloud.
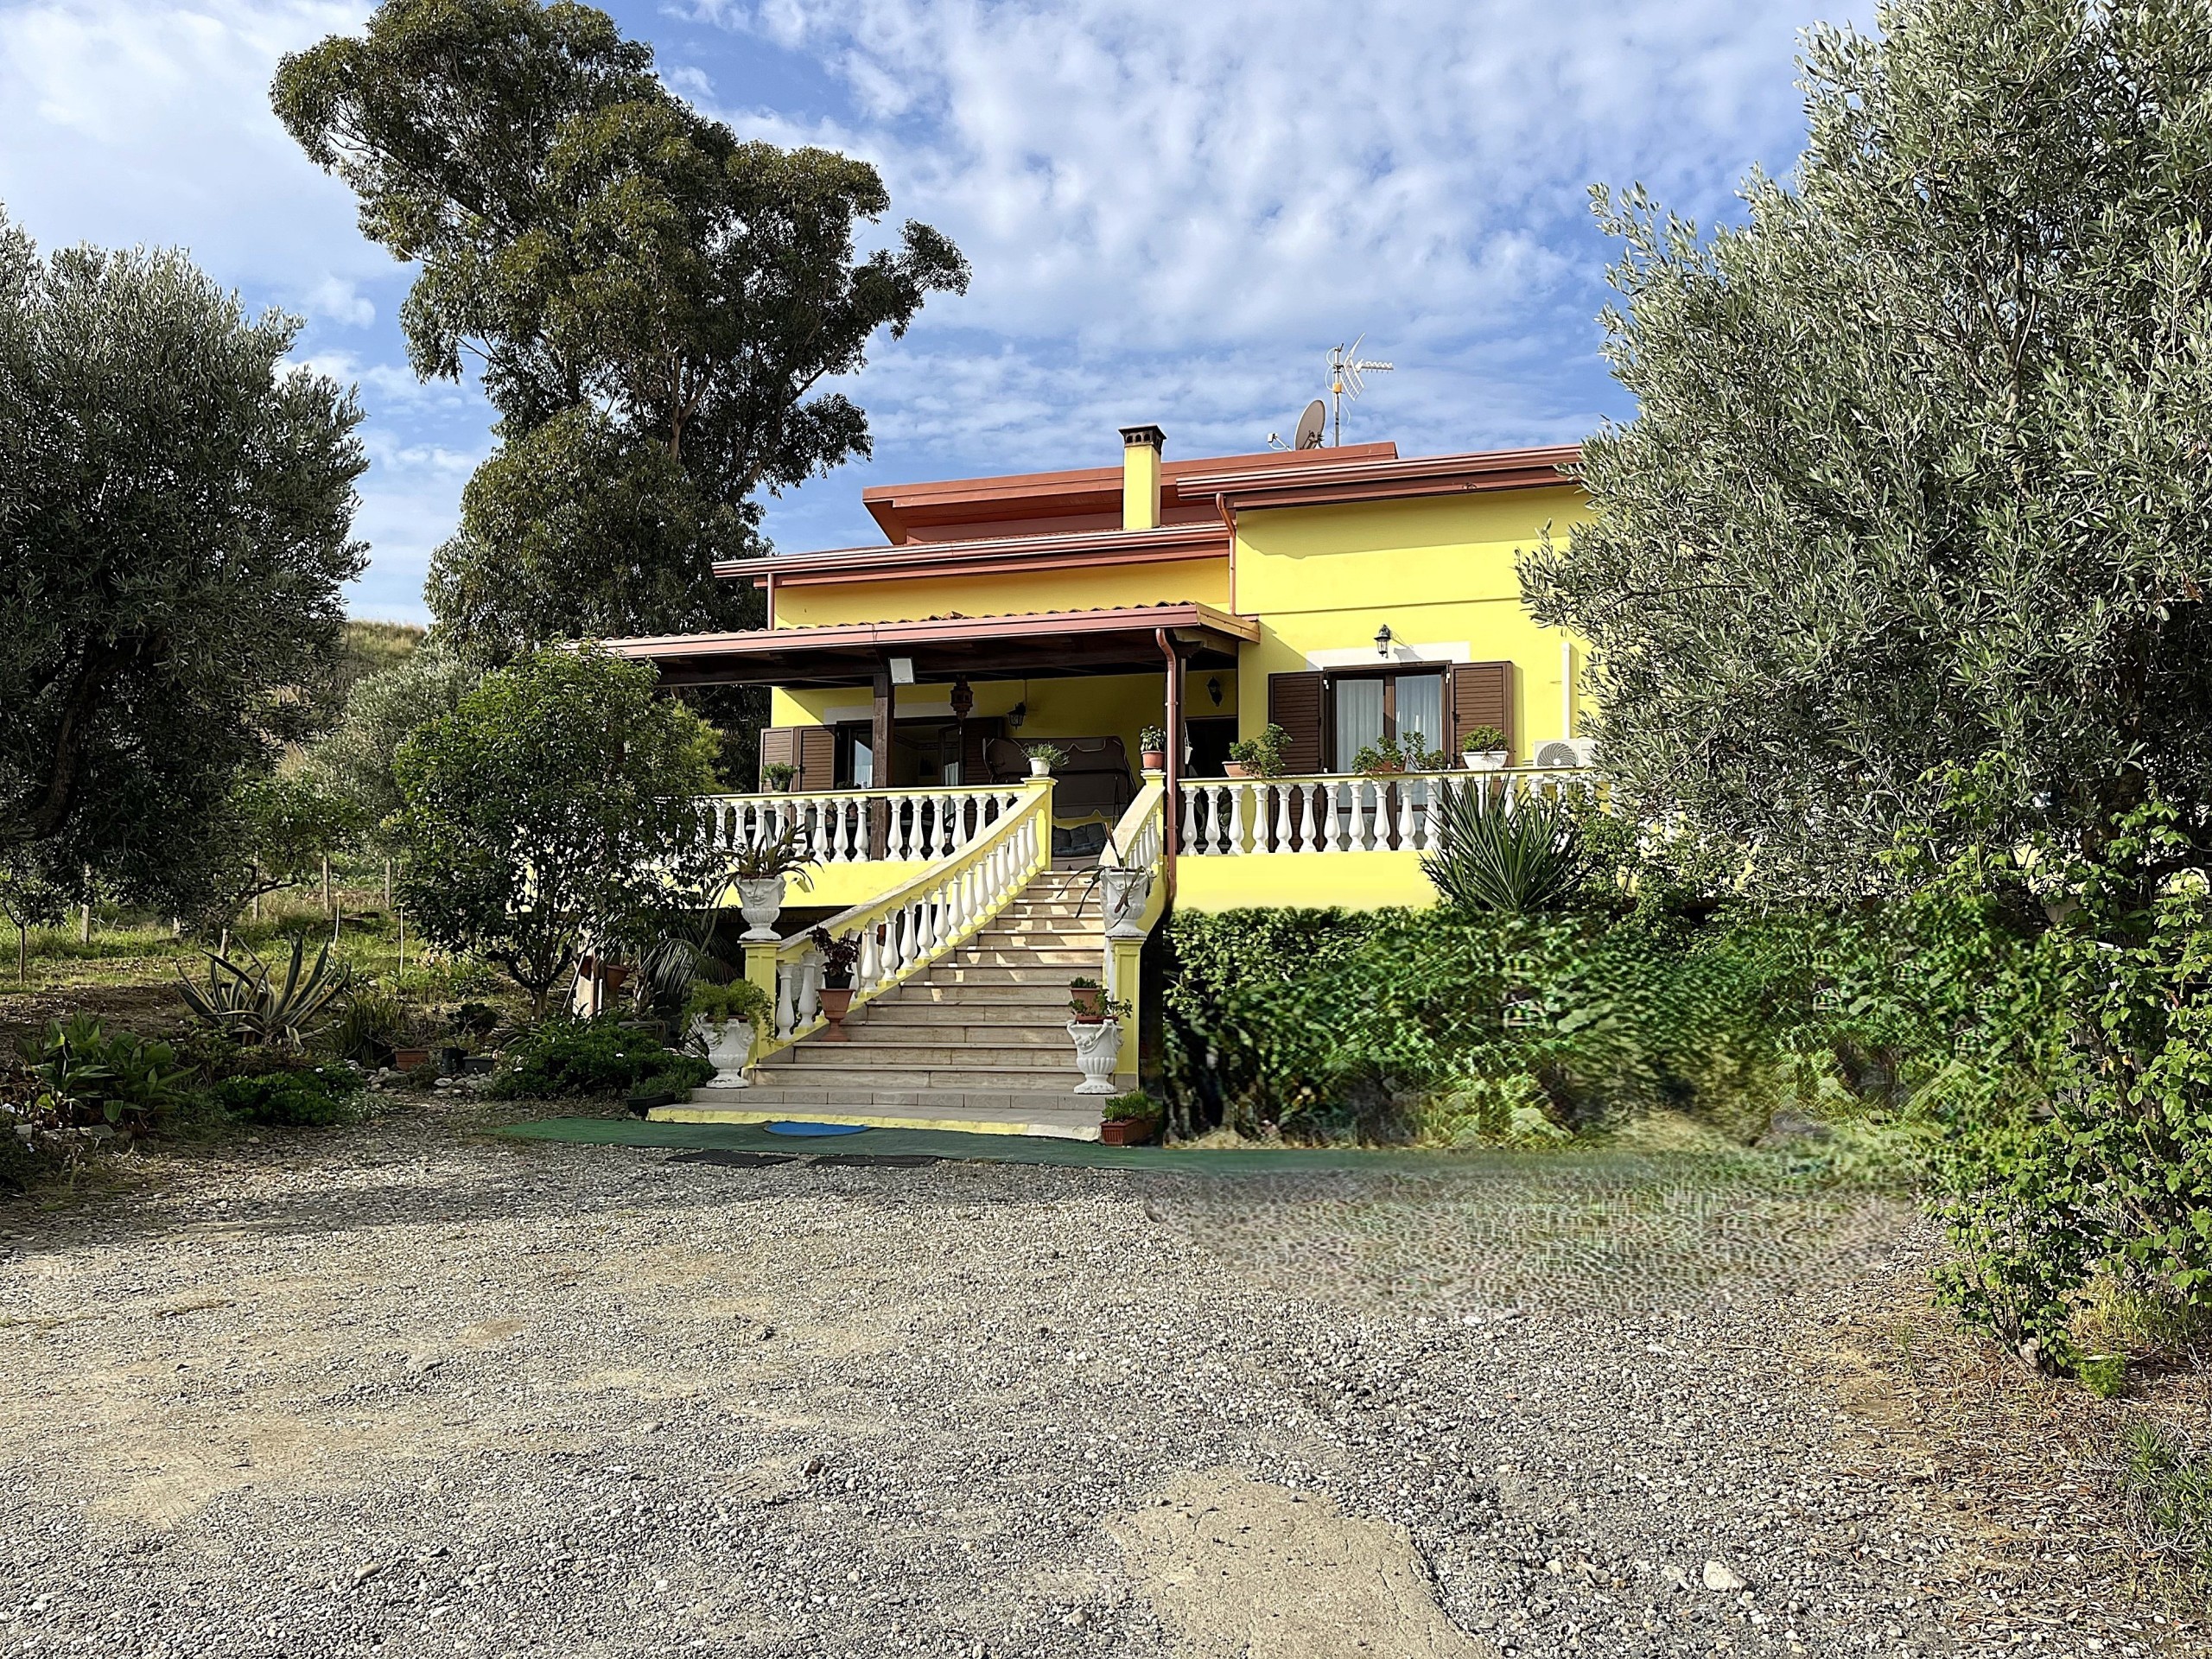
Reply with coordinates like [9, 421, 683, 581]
[306, 274, 375, 327]
[690, 0, 1872, 548]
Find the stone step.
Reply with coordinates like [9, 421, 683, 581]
[885, 982, 1074, 1007]
[652, 1090, 1102, 1141]
[771, 1039, 1072, 1071]
[747, 1061, 1085, 1092]
[944, 945, 1096, 969]
[911, 964, 1077, 986]
[967, 928, 1097, 950]
[855, 1011, 1071, 1044]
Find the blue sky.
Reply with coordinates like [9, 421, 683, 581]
[0, 0, 1872, 622]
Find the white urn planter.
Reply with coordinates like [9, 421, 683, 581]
[736, 875, 786, 942]
[692, 1017, 754, 1089]
[1066, 1019, 1123, 1095]
[1100, 867, 1154, 938]
[1463, 751, 1510, 772]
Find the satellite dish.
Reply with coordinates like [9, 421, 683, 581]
[1292, 398, 1327, 449]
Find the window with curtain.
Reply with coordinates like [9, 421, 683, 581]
[1326, 671, 1447, 766]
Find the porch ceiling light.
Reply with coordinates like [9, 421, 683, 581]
[1375, 624, 1394, 658]
[950, 677, 975, 720]
[1207, 677, 1223, 706]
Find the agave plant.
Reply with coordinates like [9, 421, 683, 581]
[178, 935, 348, 1049]
[1421, 780, 1586, 914]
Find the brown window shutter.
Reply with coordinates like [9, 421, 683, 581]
[758, 727, 798, 788]
[798, 727, 836, 791]
[1449, 663, 1515, 760]
[1267, 671, 1326, 775]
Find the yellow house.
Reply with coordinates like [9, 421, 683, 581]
[607, 426, 1591, 1138]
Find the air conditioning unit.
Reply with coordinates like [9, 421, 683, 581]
[1533, 738, 1600, 770]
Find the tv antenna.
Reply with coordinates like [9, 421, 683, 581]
[1326, 336, 1393, 446]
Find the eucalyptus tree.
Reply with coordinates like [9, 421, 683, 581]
[0, 207, 366, 915]
[274, 0, 969, 659]
[1522, 0, 2212, 893]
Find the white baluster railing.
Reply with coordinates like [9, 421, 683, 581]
[702, 785, 1019, 865]
[1176, 768, 1605, 855]
[753, 781, 1053, 1052]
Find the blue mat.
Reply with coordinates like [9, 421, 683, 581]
[766, 1121, 870, 1137]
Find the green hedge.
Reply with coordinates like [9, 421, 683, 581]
[1159, 906, 1821, 1143]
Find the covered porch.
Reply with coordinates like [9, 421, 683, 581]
[609, 601, 1255, 873]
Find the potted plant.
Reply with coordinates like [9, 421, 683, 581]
[1224, 722, 1287, 779]
[1460, 725, 1510, 771]
[1100, 1090, 1162, 1147]
[731, 827, 815, 942]
[808, 927, 862, 1041]
[1064, 1001, 1128, 1095]
[1351, 737, 1408, 776]
[687, 977, 772, 1088]
[1138, 725, 1168, 772]
[1401, 732, 1453, 772]
[1068, 976, 1107, 1021]
[760, 760, 799, 792]
[1024, 741, 1067, 778]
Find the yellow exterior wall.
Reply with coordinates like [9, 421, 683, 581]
[771, 559, 1228, 631]
[1175, 852, 1434, 912]
[1230, 486, 1591, 761]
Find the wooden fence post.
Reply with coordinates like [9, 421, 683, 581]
[322, 855, 332, 916]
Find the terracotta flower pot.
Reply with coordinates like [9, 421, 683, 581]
[1100, 1115, 1160, 1147]
[391, 1046, 431, 1071]
[1141, 749, 1166, 771]
[1069, 984, 1107, 1022]
[1224, 760, 1250, 778]
[818, 986, 855, 1042]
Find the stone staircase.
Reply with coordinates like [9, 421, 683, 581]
[653, 868, 1107, 1139]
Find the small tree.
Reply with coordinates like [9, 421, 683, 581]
[391, 646, 721, 1015]
[203, 771, 363, 930]
[308, 643, 480, 851]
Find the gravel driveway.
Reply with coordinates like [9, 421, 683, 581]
[0, 1103, 2187, 1657]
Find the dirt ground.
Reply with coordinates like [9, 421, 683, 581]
[0, 1099, 2201, 1657]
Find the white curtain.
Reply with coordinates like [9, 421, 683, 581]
[1396, 674, 1445, 756]
[1334, 678, 1383, 767]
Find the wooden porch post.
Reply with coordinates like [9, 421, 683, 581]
[869, 664, 896, 860]
[1157, 629, 1183, 886]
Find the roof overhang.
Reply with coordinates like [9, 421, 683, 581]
[1179, 444, 1584, 511]
[715, 522, 1229, 588]
[603, 601, 1259, 690]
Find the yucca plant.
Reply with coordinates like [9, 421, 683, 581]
[1421, 781, 1586, 914]
[178, 935, 347, 1049]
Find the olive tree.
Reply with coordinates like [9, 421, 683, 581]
[1522, 0, 2212, 894]
[0, 208, 366, 913]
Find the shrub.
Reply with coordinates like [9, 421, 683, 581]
[1160, 906, 1809, 1143]
[486, 1014, 714, 1100]
[1423, 783, 1586, 914]
[16, 1014, 194, 1128]
[205, 1064, 366, 1128]
[1459, 725, 1508, 754]
[177, 935, 347, 1048]
[330, 982, 404, 1064]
